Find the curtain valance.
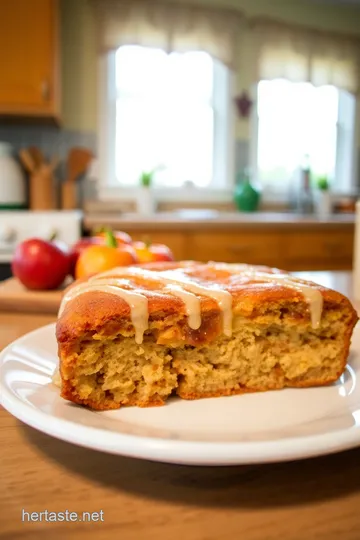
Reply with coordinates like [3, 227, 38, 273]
[91, 0, 244, 68]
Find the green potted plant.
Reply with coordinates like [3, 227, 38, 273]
[315, 175, 332, 218]
[137, 167, 159, 214]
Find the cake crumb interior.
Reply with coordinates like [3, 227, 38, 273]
[60, 304, 353, 409]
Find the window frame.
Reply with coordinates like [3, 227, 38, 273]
[97, 48, 234, 202]
[335, 90, 358, 194]
[250, 80, 358, 201]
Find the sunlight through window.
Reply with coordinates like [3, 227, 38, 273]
[256, 80, 355, 193]
[114, 46, 225, 188]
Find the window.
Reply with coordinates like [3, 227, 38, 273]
[100, 45, 231, 195]
[254, 80, 356, 196]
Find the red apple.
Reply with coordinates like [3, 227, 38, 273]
[68, 237, 101, 278]
[12, 238, 71, 290]
[149, 243, 175, 262]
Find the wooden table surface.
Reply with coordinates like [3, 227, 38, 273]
[0, 277, 64, 315]
[1, 271, 360, 540]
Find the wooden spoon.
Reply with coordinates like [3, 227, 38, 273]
[19, 149, 36, 173]
[61, 147, 93, 209]
[28, 147, 44, 169]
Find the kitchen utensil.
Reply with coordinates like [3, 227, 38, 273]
[19, 149, 58, 210]
[61, 148, 93, 210]
[19, 149, 36, 173]
[28, 146, 44, 169]
[0, 143, 26, 209]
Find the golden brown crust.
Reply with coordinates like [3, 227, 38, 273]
[56, 262, 355, 346]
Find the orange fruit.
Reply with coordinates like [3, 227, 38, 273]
[75, 245, 137, 279]
[132, 241, 156, 264]
[132, 241, 175, 263]
[94, 230, 132, 245]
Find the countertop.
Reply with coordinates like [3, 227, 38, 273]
[1, 271, 360, 539]
[84, 211, 355, 231]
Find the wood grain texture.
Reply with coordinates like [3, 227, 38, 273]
[0, 0, 60, 120]
[28, 163, 58, 211]
[61, 148, 93, 210]
[187, 231, 282, 265]
[0, 278, 64, 315]
[1, 409, 360, 540]
[118, 228, 355, 271]
[0, 312, 56, 350]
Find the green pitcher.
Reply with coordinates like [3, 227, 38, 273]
[234, 169, 260, 212]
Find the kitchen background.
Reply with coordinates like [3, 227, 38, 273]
[2, 0, 360, 199]
[1, 0, 360, 280]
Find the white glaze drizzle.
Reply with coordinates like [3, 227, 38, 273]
[90, 267, 233, 336]
[88, 268, 202, 331]
[59, 281, 149, 344]
[210, 262, 259, 273]
[159, 269, 233, 337]
[163, 284, 201, 329]
[59, 263, 324, 345]
[210, 263, 323, 328]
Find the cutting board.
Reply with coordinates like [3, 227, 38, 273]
[0, 278, 67, 314]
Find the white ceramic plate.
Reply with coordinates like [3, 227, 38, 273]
[1, 323, 360, 466]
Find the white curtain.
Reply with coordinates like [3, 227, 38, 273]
[252, 18, 360, 95]
[91, 0, 244, 68]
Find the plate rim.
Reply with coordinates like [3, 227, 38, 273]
[1, 323, 360, 466]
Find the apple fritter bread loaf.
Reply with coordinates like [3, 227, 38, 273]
[56, 262, 358, 410]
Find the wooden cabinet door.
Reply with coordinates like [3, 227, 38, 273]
[0, 0, 58, 117]
[187, 232, 282, 266]
[282, 230, 354, 270]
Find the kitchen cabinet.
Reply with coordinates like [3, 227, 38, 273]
[186, 231, 282, 266]
[0, 0, 60, 121]
[282, 230, 354, 270]
[118, 226, 355, 271]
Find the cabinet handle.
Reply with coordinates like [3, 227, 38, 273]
[41, 80, 50, 102]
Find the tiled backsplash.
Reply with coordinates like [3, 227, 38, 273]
[0, 125, 96, 159]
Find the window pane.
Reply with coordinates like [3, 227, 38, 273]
[257, 80, 339, 187]
[116, 46, 168, 96]
[167, 51, 213, 102]
[115, 98, 213, 187]
[157, 104, 213, 187]
[114, 46, 216, 187]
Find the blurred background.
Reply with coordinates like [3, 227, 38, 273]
[1, 0, 360, 279]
